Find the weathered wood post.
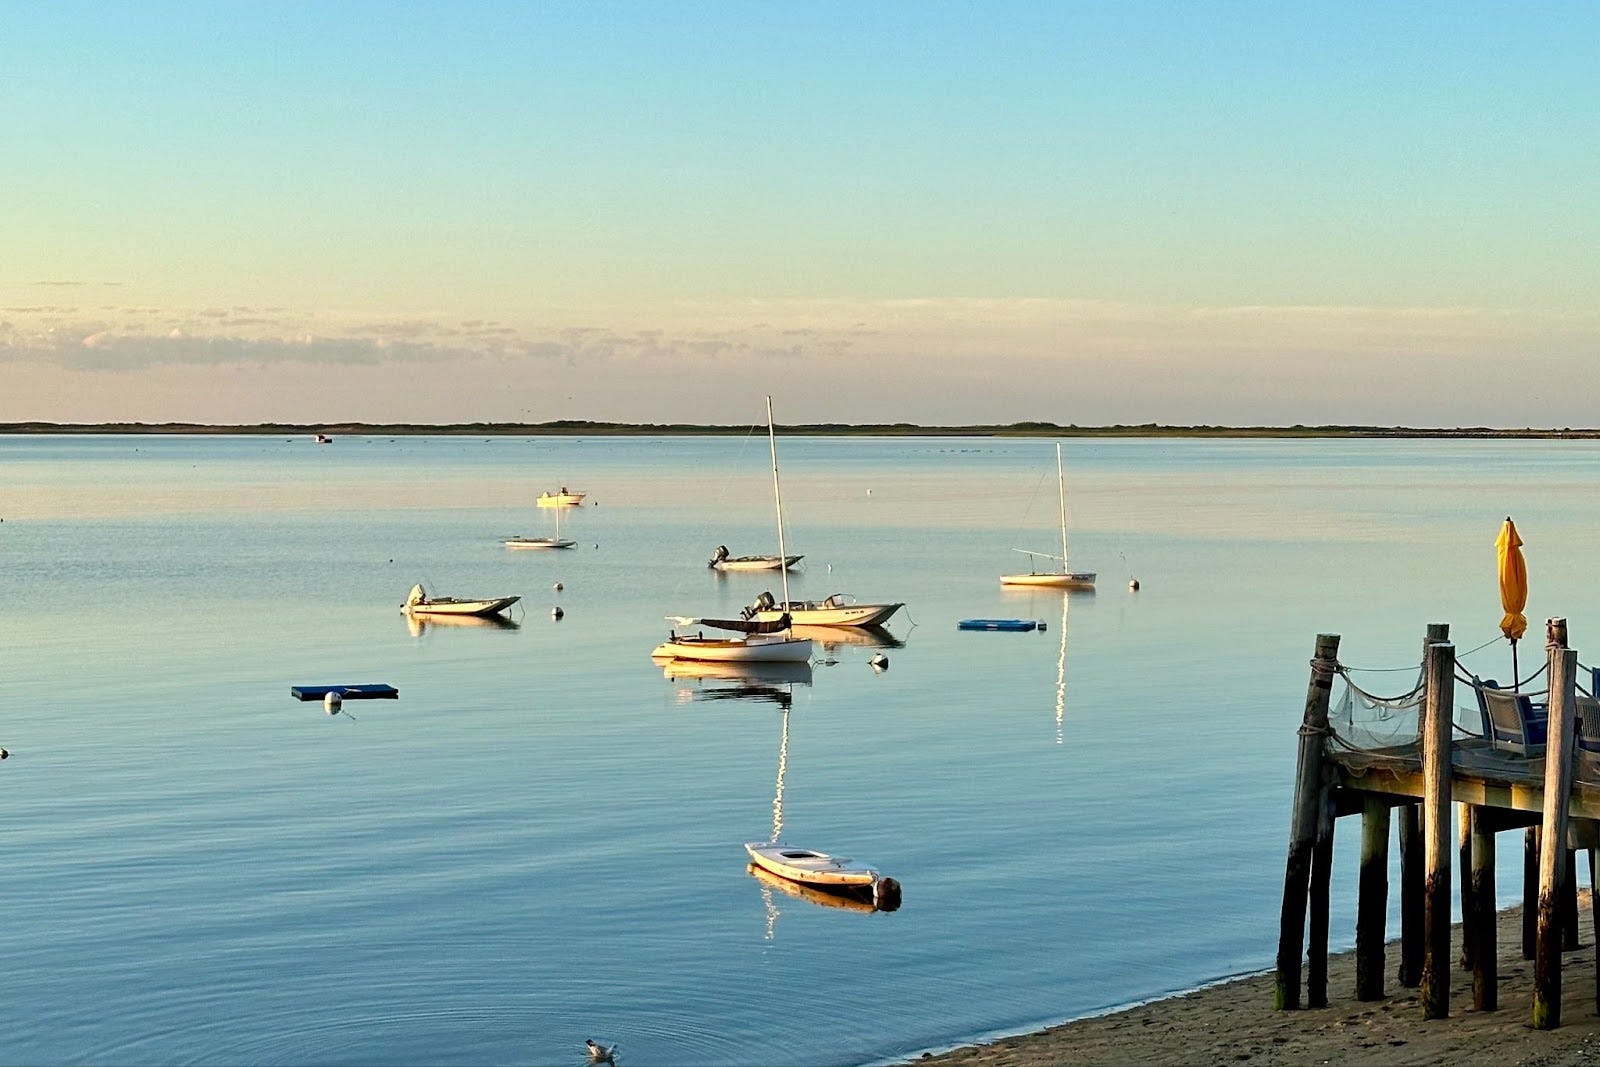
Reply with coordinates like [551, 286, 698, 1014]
[1309, 831, 1334, 1008]
[1459, 803, 1476, 970]
[1471, 806, 1497, 1011]
[1533, 619, 1577, 1030]
[1524, 828, 1540, 959]
[1275, 633, 1340, 1011]
[1562, 849, 1580, 951]
[1399, 622, 1448, 989]
[1356, 796, 1390, 1000]
[1591, 849, 1599, 1015]
[1420, 639, 1454, 1020]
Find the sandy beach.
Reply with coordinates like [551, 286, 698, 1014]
[922, 899, 1600, 1066]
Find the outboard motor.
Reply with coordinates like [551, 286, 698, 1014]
[708, 544, 730, 567]
[754, 591, 776, 611]
[405, 584, 427, 608]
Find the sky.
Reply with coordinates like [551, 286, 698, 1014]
[2, 2, 1596, 427]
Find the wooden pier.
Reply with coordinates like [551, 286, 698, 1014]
[1276, 619, 1600, 1028]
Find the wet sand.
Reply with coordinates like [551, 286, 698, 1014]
[922, 899, 1600, 1066]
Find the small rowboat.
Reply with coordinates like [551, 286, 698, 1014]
[744, 842, 900, 910]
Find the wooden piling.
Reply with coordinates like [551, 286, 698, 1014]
[1398, 623, 1447, 990]
[1420, 640, 1454, 1020]
[1562, 848, 1580, 951]
[1459, 801, 1476, 970]
[1356, 796, 1390, 1000]
[1470, 805, 1497, 1011]
[1525, 827, 1540, 960]
[1309, 830, 1333, 1008]
[1533, 622, 1577, 1030]
[1274, 633, 1340, 1011]
[1591, 849, 1599, 1015]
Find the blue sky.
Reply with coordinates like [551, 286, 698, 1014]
[2, 2, 1596, 424]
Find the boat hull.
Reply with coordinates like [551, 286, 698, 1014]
[711, 555, 803, 572]
[536, 493, 585, 507]
[505, 537, 577, 549]
[750, 602, 902, 627]
[1000, 572, 1096, 589]
[651, 635, 814, 663]
[745, 842, 878, 889]
[404, 595, 520, 617]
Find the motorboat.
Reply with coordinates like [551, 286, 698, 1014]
[537, 488, 585, 507]
[1001, 443, 1095, 589]
[743, 591, 902, 628]
[744, 842, 900, 909]
[402, 584, 519, 618]
[708, 545, 802, 571]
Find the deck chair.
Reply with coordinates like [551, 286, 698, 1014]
[1481, 686, 1548, 755]
[1577, 694, 1600, 755]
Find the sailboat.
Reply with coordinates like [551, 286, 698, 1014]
[505, 496, 577, 549]
[653, 398, 814, 664]
[1000, 443, 1095, 589]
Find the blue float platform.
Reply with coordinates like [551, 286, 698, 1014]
[291, 684, 400, 701]
[957, 619, 1041, 632]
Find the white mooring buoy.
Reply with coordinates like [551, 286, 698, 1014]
[554, 581, 564, 591]
[324, 691, 342, 715]
[552, 606, 565, 620]
[1129, 578, 1141, 591]
[870, 653, 889, 672]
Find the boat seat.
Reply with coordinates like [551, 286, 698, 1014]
[1577, 694, 1600, 755]
[1479, 684, 1548, 755]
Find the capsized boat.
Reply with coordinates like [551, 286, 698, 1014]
[743, 591, 903, 628]
[708, 545, 802, 571]
[537, 487, 586, 507]
[744, 842, 901, 910]
[1001, 443, 1095, 589]
[402, 584, 520, 618]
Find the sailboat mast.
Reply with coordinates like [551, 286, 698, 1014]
[1056, 442, 1069, 571]
[766, 395, 793, 611]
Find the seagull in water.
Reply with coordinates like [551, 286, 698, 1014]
[585, 1039, 617, 1064]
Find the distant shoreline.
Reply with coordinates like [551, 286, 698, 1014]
[4, 421, 1600, 439]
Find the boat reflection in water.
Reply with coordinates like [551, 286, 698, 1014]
[748, 861, 878, 914]
[656, 657, 813, 709]
[787, 624, 905, 651]
[997, 586, 1081, 745]
[404, 613, 522, 638]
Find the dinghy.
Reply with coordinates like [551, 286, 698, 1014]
[744, 842, 900, 909]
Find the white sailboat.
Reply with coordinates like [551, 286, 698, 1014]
[505, 497, 577, 549]
[654, 398, 814, 664]
[1000, 443, 1095, 589]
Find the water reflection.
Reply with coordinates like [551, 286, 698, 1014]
[404, 613, 522, 637]
[788, 624, 905, 651]
[656, 658, 813, 709]
[997, 587, 1078, 744]
[748, 862, 878, 915]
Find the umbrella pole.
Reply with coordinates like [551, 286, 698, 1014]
[1512, 638, 1520, 692]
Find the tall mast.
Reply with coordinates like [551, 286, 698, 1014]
[1056, 442, 1069, 572]
[766, 395, 793, 613]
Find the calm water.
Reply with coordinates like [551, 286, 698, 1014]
[6, 433, 1600, 1066]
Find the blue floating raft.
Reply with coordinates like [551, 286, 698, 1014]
[957, 619, 1041, 632]
[291, 684, 400, 701]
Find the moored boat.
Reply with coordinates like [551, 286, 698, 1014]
[537, 487, 586, 507]
[1001, 443, 1095, 589]
[744, 842, 901, 909]
[402, 584, 520, 618]
[708, 545, 802, 571]
[743, 591, 902, 628]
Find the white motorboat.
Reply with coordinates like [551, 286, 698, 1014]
[708, 545, 802, 571]
[506, 497, 577, 549]
[402, 584, 520, 618]
[745, 842, 899, 909]
[743, 591, 902, 628]
[1001, 443, 1096, 589]
[537, 487, 585, 507]
[656, 398, 813, 665]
